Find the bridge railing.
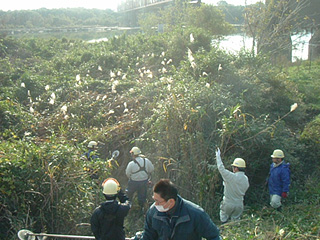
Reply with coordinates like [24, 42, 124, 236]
[118, 0, 173, 12]
[117, 0, 199, 12]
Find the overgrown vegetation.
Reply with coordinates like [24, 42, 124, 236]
[1, 2, 320, 240]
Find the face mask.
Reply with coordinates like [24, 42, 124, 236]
[155, 204, 170, 212]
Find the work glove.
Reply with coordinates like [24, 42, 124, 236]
[215, 148, 221, 162]
[133, 231, 143, 240]
[117, 189, 129, 203]
[281, 192, 287, 198]
[147, 180, 154, 188]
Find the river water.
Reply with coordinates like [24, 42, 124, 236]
[88, 31, 311, 62]
[215, 32, 312, 62]
[11, 28, 311, 61]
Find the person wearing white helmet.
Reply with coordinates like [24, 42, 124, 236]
[215, 148, 249, 223]
[267, 149, 290, 211]
[125, 147, 154, 213]
[80, 141, 100, 179]
[91, 178, 131, 240]
[82, 141, 99, 161]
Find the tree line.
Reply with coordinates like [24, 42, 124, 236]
[0, 5, 244, 30]
[0, 0, 318, 33]
[0, 8, 118, 29]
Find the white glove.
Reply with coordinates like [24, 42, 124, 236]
[216, 148, 221, 162]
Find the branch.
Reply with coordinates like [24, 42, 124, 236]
[225, 103, 298, 153]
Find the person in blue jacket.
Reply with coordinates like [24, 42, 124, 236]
[139, 179, 221, 240]
[82, 141, 100, 161]
[81, 141, 100, 179]
[267, 149, 290, 211]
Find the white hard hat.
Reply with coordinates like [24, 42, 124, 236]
[102, 178, 120, 195]
[130, 147, 141, 155]
[231, 158, 246, 168]
[88, 141, 98, 148]
[271, 149, 284, 158]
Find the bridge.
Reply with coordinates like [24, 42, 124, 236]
[118, 0, 201, 13]
[117, 0, 201, 27]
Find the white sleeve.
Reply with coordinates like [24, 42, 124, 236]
[146, 158, 154, 173]
[217, 162, 235, 183]
[126, 162, 132, 178]
[216, 149, 235, 182]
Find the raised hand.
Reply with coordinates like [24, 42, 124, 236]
[216, 147, 221, 162]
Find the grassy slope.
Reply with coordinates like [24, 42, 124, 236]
[1, 35, 320, 239]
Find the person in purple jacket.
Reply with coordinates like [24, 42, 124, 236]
[267, 149, 290, 211]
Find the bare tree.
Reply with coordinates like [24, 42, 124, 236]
[245, 0, 310, 64]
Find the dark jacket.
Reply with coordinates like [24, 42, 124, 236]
[141, 195, 221, 240]
[268, 161, 290, 196]
[91, 199, 131, 240]
[82, 149, 99, 161]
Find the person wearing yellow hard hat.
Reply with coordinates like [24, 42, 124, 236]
[125, 147, 154, 214]
[267, 149, 290, 211]
[91, 178, 131, 240]
[215, 148, 249, 224]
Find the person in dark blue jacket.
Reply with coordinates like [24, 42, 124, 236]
[81, 141, 100, 179]
[91, 178, 131, 240]
[268, 149, 290, 211]
[139, 179, 221, 240]
[82, 141, 100, 161]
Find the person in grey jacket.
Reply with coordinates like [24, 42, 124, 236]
[216, 148, 249, 223]
[126, 147, 154, 211]
[139, 179, 221, 240]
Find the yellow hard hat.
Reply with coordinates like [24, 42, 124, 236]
[102, 178, 120, 195]
[271, 149, 284, 158]
[231, 158, 246, 168]
[130, 147, 141, 155]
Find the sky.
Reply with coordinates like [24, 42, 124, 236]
[0, 0, 262, 12]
